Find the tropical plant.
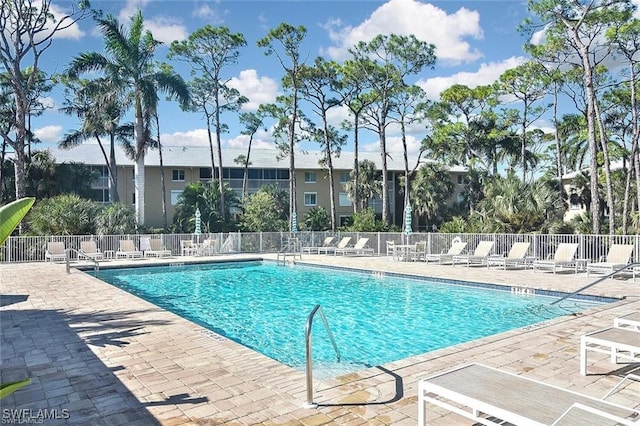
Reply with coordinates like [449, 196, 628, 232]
[302, 206, 330, 231]
[95, 203, 137, 235]
[0, 197, 35, 399]
[240, 188, 288, 232]
[172, 181, 239, 233]
[27, 194, 100, 235]
[342, 207, 388, 232]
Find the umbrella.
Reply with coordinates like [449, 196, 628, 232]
[194, 207, 201, 235]
[291, 211, 298, 235]
[404, 202, 413, 236]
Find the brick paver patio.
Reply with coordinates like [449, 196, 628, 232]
[1, 254, 639, 425]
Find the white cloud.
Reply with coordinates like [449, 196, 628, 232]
[417, 56, 527, 99]
[227, 69, 279, 111]
[634, 0, 640, 18]
[38, 97, 56, 110]
[160, 128, 274, 150]
[144, 17, 188, 44]
[117, 0, 187, 44]
[34, 125, 63, 143]
[193, 4, 224, 24]
[322, 0, 483, 64]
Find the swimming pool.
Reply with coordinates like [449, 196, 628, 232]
[99, 261, 604, 376]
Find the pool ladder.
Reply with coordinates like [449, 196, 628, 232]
[304, 304, 341, 408]
[65, 248, 100, 277]
[277, 237, 302, 264]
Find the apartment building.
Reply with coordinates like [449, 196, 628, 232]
[46, 144, 466, 229]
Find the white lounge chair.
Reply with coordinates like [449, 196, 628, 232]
[486, 241, 531, 270]
[302, 236, 335, 254]
[144, 238, 171, 257]
[334, 237, 374, 256]
[586, 244, 634, 277]
[615, 313, 640, 332]
[425, 241, 468, 264]
[580, 327, 640, 375]
[116, 240, 143, 259]
[418, 363, 640, 426]
[452, 241, 495, 267]
[79, 241, 103, 261]
[45, 242, 67, 262]
[533, 243, 579, 274]
[318, 237, 351, 255]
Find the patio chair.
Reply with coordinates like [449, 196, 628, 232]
[180, 240, 198, 256]
[79, 241, 103, 261]
[45, 242, 67, 262]
[615, 312, 640, 332]
[116, 240, 143, 259]
[410, 241, 427, 262]
[318, 237, 351, 255]
[145, 238, 171, 258]
[334, 237, 374, 256]
[418, 363, 640, 426]
[386, 240, 396, 258]
[580, 327, 640, 375]
[533, 243, 579, 274]
[452, 241, 495, 267]
[586, 244, 635, 278]
[425, 241, 468, 264]
[302, 236, 335, 254]
[198, 238, 216, 256]
[486, 241, 531, 270]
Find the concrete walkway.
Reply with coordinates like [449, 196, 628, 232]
[1, 254, 639, 425]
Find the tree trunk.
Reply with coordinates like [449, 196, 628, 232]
[134, 114, 145, 226]
[108, 133, 119, 202]
[379, 122, 390, 225]
[593, 99, 615, 234]
[214, 95, 225, 219]
[324, 117, 337, 232]
[353, 115, 360, 213]
[156, 114, 168, 230]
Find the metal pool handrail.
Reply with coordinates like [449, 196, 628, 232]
[65, 248, 100, 277]
[550, 262, 640, 305]
[304, 304, 341, 408]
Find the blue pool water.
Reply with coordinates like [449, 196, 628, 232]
[99, 261, 602, 376]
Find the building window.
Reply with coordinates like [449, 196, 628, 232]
[340, 172, 350, 184]
[304, 172, 316, 183]
[457, 175, 464, 185]
[339, 192, 352, 207]
[172, 169, 185, 181]
[339, 215, 352, 227]
[171, 190, 183, 206]
[200, 168, 212, 179]
[304, 192, 317, 206]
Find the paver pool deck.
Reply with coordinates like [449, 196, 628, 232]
[1, 254, 639, 425]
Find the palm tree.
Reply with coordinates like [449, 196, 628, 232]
[344, 159, 382, 211]
[65, 10, 189, 226]
[59, 77, 131, 203]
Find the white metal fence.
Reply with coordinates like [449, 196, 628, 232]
[2, 231, 640, 264]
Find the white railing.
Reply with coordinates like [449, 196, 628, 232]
[2, 231, 640, 264]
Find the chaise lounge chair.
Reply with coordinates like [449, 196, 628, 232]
[425, 241, 468, 264]
[615, 312, 640, 332]
[318, 237, 351, 255]
[452, 241, 495, 267]
[180, 240, 198, 256]
[45, 242, 67, 262]
[533, 243, 579, 274]
[302, 236, 335, 254]
[580, 327, 640, 375]
[486, 241, 531, 270]
[334, 237, 374, 256]
[79, 241, 103, 261]
[142, 237, 171, 258]
[418, 363, 640, 426]
[116, 240, 143, 259]
[586, 244, 634, 277]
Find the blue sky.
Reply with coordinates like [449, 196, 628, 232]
[29, 0, 638, 157]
